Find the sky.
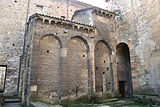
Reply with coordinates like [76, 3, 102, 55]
[77, 0, 108, 9]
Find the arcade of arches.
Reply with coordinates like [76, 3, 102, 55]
[34, 34, 133, 99]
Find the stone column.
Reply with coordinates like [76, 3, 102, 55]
[87, 43, 95, 95]
[109, 54, 115, 96]
[58, 45, 67, 102]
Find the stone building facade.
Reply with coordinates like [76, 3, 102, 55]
[0, 0, 159, 106]
[108, 0, 160, 93]
[0, 0, 92, 95]
[21, 9, 116, 105]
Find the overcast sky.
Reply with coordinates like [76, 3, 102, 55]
[77, 0, 108, 9]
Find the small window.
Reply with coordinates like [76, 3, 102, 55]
[0, 66, 7, 93]
[36, 5, 43, 14]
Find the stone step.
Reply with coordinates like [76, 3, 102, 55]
[101, 98, 119, 103]
[3, 102, 22, 107]
[4, 99, 21, 103]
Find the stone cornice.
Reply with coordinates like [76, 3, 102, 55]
[29, 13, 96, 33]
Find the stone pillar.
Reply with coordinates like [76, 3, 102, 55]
[109, 54, 115, 96]
[88, 43, 95, 95]
[58, 46, 67, 102]
[21, 67, 27, 105]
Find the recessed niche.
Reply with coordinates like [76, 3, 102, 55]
[57, 6, 59, 8]
[95, 67, 98, 71]
[97, 48, 98, 50]
[47, 50, 49, 53]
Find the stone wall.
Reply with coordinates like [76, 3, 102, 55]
[61, 37, 88, 97]
[27, 0, 92, 20]
[72, 8, 117, 94]
[21, 10, 116, 104]
[0, 0, 28, 95]
[37, 36, 61, 99]
[110, 0, 160, 93]
[94, 42, 111, 93]
[0, 0, 92, 95]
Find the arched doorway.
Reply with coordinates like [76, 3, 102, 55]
[37, 35, 61, 99]
[61, 36, 89, 97]
[94, 41, 112, 94]
[116, 43, 133, 98]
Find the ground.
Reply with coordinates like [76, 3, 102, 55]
[30, 100, 151, 107]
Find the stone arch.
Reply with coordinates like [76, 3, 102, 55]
[97, 40, 112, 54]
[37, 35, 61, 99]
[70, 36, 90, 51]
[94, 40, 112, 94]
[40, 34, 62, 48]
[116, 42, 133, 98]
[61, 36, 89, 97]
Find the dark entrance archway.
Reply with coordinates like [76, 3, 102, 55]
[116, 43, 133, 98]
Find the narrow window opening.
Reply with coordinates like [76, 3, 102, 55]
[47, 50, 49, 53]
[0, 65, 7, 93]
[83, 55, 85, 57]
[36, 5, 43, 14]
[104, 60, 106, 63]
[12, 44, 15, 46]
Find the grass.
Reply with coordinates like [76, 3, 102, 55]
[61, 97, 151, 107]
[63, 103, 150, 107]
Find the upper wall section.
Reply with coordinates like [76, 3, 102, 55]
[72, 8, 117, 51]
[27, 0, 93, 20]
[72, 8, 116, 26]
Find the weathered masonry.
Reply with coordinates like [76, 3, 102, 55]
[0, 0, 160, 106]
[19, 2, 160, 104]
[0, 0, 92, 95]
[21, 8, 117, 105]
